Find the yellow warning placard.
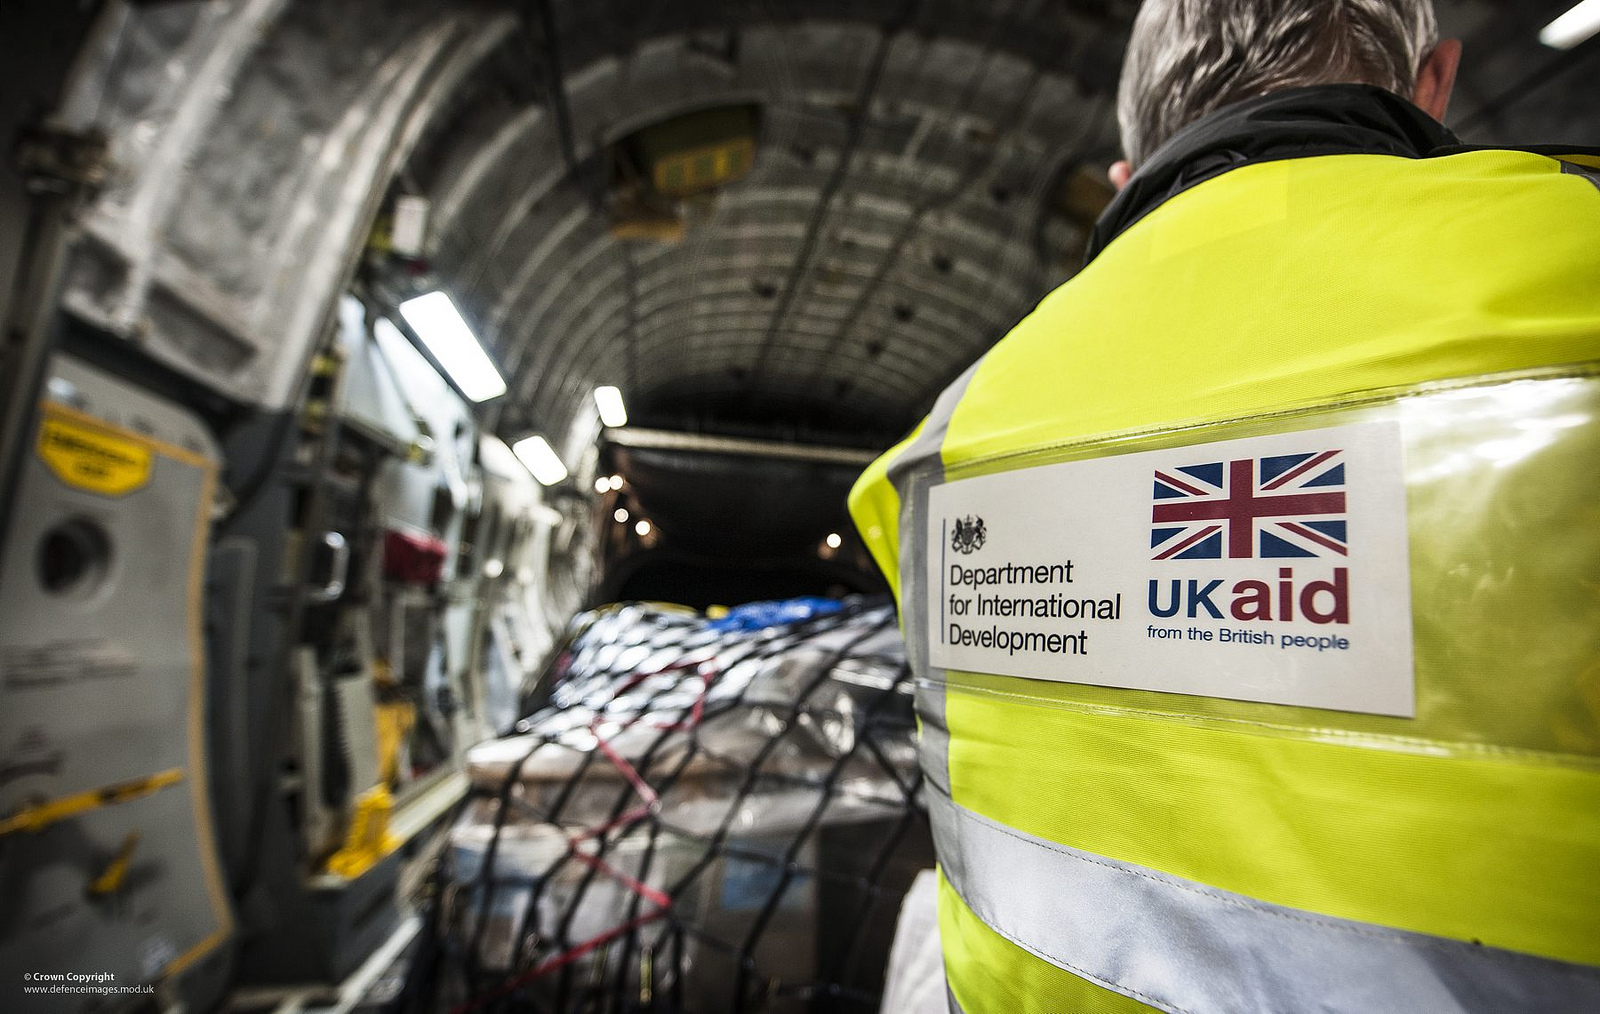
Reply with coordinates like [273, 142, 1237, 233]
[38, 416, 152, 497]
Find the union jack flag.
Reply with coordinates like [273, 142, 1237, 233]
[1150, 451, 1348, 560]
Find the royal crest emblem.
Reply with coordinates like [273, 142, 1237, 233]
[951, 515, 986, 555]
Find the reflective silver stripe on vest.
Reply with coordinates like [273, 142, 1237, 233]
[946, 980, 966, 1014]
[913, 680, 951, 797]
[931, 791, 1600, 1014]
[889, 360, 983, 796]
[1561, 159, 1600, 195]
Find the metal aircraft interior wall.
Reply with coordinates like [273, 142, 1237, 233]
[0, 356, 233, 1008]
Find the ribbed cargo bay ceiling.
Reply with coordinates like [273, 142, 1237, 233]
[52, 0, 1597, 451]
[402, 0, 1135, 447]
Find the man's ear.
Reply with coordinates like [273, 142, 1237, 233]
[1109, 160, 1133, 191]
[1413, 39, 1462, 123]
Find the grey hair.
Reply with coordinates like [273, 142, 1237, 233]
[1117, 0, 1440, 167]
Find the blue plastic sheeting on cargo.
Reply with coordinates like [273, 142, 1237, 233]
[706, 596, 846, 632]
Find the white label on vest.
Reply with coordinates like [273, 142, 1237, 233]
[928, 421, 1414, 716]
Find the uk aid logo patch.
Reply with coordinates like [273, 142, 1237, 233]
[1149, 451, 1348, 560]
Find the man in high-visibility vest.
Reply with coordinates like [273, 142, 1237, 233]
[851, 1, 1600, 1011]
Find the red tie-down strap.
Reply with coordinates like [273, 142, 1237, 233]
[451, 656, 719, 1014]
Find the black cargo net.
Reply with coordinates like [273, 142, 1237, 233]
[400, 597, 931, 1014]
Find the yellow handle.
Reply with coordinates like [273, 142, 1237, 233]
[89, 831, 142, 896]
[0, 768, 184, 837]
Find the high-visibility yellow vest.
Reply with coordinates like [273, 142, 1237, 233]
[852, 144, 1600, 1012]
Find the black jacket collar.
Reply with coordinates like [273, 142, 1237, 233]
[1086, 84, 1460, 262]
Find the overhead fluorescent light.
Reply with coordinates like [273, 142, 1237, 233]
[594, 385, 628, 428]
[1541, 0, 1600, 49]
[391, 195, 430, 257]
[512, 435, 568, 486]
[397, 291, 506, 402]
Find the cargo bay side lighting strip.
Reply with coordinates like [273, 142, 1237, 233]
[1541, 0, 1600, 49]
[594, 386, 628, 428]
[511, 434, 568, 486]
[398, 291, 507, 403]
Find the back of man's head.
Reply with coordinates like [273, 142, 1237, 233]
[1117, 0, 1440, 168]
